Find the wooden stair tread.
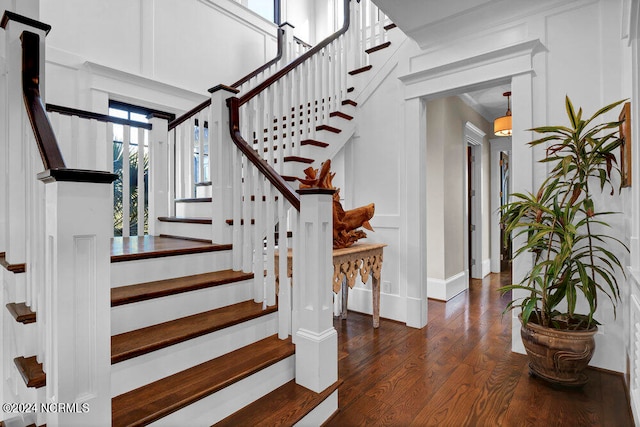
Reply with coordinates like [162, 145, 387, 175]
[282, 175, 298, 182]
[214, 379, 342, 427]
[0, 252, 26, 274]
[111, 269, 254, 307]
[195, 181, 212, 187]
[301, 139, 329, 148]
[6, 302, 36, 324]
[112, 335, 294, 426]
[365, 41, 391, 54]
[158, 216, 212, 224]
[316, 124, 341, 134]
[112, 300, 276, 364]
[158, 234, 213, 244]
[342, 99, 358, 107]
[111, 236, 230, 263]
[349, 65, 373, 75]
[329, 111, 354, 120]
[283, 155, 314, 164]
[14, 356, 46, 388]
[384, 22, 397, 31]
[175, 197, 212, 203]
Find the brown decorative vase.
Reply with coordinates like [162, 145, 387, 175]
[519, 314, 597, 386]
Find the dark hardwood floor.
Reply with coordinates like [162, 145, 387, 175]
[327, 271, 634, 426]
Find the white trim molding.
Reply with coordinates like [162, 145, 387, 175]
[490, 138, 512, 273]
[427, 270, 468, 301]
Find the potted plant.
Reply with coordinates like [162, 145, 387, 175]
[500, 96, 628, 386]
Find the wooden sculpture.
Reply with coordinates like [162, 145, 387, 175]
[298, 160, 374, 249]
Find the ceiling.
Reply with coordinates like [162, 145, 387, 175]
[460, 84, 512, 124]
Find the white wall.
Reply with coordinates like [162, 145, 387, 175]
[40, 0, 281, 111]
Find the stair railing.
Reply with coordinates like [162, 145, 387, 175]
[166, 24, 289, 213]
[45, 104, 169, 237]
[2, 12, 114, 425]
[351, 0, 391, 70]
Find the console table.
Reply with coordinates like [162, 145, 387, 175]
[276, 242, 386, 328]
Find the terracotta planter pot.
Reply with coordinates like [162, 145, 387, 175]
[519, 314, 597, 386]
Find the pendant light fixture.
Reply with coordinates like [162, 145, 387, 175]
[494, 91, 512, 136]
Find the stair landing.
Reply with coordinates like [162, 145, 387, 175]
[111, 236, 230, 262]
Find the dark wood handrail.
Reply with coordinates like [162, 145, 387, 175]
[230, 27, 285, 89]
[293, 36, 312, 49]
[1, 11, 51, 34]
[238, 0, 350, 107]
[167, 99, 211, 131]
[227, 97, 300, 211]
[21, 31, 117, 184]
[46, 104, 153, 130]
[22, 31, 65, 170]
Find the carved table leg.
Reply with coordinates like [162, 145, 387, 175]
[372, 275, 380, 328]
[341, 277, 348, 320]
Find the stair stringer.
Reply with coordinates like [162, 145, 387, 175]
[354, 28, 410, 109]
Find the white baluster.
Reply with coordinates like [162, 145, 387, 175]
[232, 147, 242, 271]
[265, 184, 276, 310]
[137, 127, 145, 236]
[198, 111, 205, 184]
[278, 198, 290, 337]
[253, 173, 264, 304]
[274, 84, 284, 173]
[293, 68, 302, 157]
[122, 125, 131, 237]
[168, 128, 176, 217]
[242, 159, 253, 274]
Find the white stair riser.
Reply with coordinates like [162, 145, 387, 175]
[111, 313, 278, 397]
[176, 201, 213, 218]
[3, 315, 37, 361]
[4, 272, 26, 304]
[295, 390, 338, 427]
[111, 250, 232, 287]
[149, 355, 295, 426]
[2, 366, 43, 427]
[111, 279, 254, 334]
[157, 220, 213, 241]
[195, 185, 212, 198]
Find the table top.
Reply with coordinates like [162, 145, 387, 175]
[277, 242, 387, 259]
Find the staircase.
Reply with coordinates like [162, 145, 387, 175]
[1, 1, 405, 425]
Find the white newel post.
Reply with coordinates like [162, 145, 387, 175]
[280, 22, 295, 63]
[294, 188, 337, 393]
[42, 175, 115, 426]
[210, 85, 239, 244]
[148, 113, 170, 236]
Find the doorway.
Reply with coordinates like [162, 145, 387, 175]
[499, 151, 511, 272]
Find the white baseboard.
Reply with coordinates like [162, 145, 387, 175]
[344, 287, 406, 323]
[427, 270, 468, 301]
[482, 259, 491, 278]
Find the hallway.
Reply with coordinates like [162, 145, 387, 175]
[327, 272, 633, 426]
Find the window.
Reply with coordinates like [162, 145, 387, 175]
[239, 0, 280, 24]
[109, 101, 152, 237]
